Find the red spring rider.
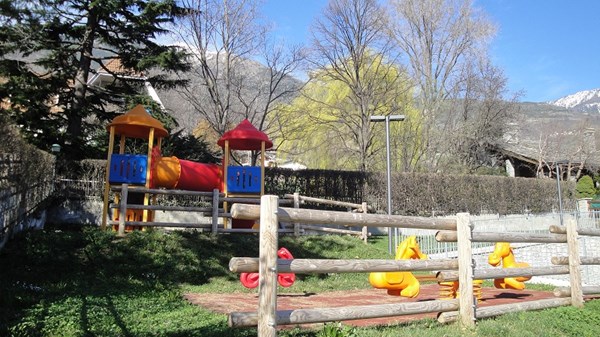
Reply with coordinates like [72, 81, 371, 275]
[240, 247, 296, 288]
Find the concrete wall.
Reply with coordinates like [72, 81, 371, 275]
[46, 198, 213, 226]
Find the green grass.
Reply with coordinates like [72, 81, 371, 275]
[1, 225, 599, 337]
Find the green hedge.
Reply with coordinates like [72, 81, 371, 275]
[365, 172, 575, 216]
[266, 168, 575, 216]
[56, 162, 576, 215]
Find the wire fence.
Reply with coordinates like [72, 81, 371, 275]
[0, 153, 55, 251]
[398, 210, 600, 286]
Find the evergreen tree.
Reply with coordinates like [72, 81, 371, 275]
[0, 0, 190, 159]
[576, 175, 596, 199]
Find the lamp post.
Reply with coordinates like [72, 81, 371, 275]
[555, 161, 565, 226]
[370, 114, 405, 254]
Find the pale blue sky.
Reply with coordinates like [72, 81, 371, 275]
[261, 0, 600, 102]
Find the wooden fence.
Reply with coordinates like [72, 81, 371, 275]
[227, 195, 597, 336]
[107, 186, 369, 239]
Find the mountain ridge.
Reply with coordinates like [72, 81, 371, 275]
[548, 88, 600, 113]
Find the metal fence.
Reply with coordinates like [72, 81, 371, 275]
[0, 153, 55, 251]
[398, 211, 600, 286]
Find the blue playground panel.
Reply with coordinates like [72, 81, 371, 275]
[227, 166, 261, 193]
[109, 154, 147, 184]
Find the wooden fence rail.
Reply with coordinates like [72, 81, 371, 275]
[227, 195, 596, 336]
[107, 187, 363, 237]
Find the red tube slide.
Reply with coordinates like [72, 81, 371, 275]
[152, 156, 222, 191]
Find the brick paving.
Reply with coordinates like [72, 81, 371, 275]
[184, 284, 556, 328]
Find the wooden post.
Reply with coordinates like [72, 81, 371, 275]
[142, 128, 155, 223]
[566, 218, 584, 307]
[118, 183, 128, 236]
[293, 193, 300, 237]
[223, 140, 229, 229]
[212, 189, 219, 236]
[258, 195, 279, 337]
[361, 202, 368, 243]
[260, 141, 266, 196]
[456, 212, 475, 327]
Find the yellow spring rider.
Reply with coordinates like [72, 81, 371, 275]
[369, 236, 427, 298]
[488, 242, 531, 290]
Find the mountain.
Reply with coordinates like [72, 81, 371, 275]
[155, 52, 303, 136]
[548, 88, 600, 113]
[498, 89, 600, 170]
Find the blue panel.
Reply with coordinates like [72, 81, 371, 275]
[227, 166, 261, 193]
[109, 154, 147, 184]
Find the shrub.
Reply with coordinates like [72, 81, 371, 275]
[576, 175, 596, 198]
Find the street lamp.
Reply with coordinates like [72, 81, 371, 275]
[555, 161, 566, 226]
[370, 114, 405, 254]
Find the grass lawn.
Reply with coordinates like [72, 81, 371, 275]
[1, 225, 599, 337]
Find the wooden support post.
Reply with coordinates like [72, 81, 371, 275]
[143, 128, 155, 223]
[456, 212, 475, 327]
[293, 193, 300, 237]
[361, 202, 368, 243]
[118, 183, 128, 236]
[212, 189, 219, 236]
[223, 140, 229, 229]
[566, 218, 584, 307]
[258, 195, 279, 337]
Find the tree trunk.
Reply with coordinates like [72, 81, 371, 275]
[69, 7, 97, 142]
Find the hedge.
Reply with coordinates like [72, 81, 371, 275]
[55, 161, 575, 216]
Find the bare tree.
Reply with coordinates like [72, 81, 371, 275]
[451, 58, 521, 172]
[307, 0, 409, 172]
[174, 0, 304, 143]
[532, 119, 598, 180]
[388, 0, 496, 171]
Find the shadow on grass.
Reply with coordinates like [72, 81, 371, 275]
[0, 224, 370, 336]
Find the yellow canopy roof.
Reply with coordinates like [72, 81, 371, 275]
[107, 104, 168, 139]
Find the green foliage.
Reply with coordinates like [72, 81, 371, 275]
[2, 227, 600, 337]
[576, 175, 596, 198]
[0, 0, 190, 160]
[264, 168, 576, 215]
[265, 168, 367, 208]
[162, 130, 220, 163]
[273, 52, 416, 171]
[317, 323, 358, 337]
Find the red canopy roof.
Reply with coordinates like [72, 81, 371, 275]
[217, 119, 273, 150]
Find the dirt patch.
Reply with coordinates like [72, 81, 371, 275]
[184, 284, 556, 328]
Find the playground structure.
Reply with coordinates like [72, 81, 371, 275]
[368, 235, 428, 298]
[240, 247, 295, 289]
[100, 105, 374, 236]
[227, 195, 600, 337]
[488, 242, 532, 290]
[101, 105, 274, 233]
[368, 235, 486, 300]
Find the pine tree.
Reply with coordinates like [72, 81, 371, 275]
[0, 0, 190, 159]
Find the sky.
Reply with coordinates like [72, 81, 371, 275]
[261, 0, 600, 103]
